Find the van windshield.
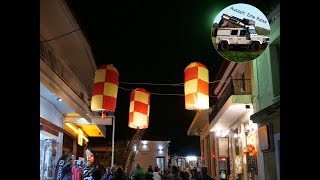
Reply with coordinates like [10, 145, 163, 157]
[248, 29, 257, 34]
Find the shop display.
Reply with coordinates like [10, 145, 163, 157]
[40, 132, 58, 180]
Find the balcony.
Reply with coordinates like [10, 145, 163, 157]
[40, 42, 91, 108]
[209, 78, 252, 125]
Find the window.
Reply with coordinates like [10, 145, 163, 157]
[231, 30, 238, 35]
[248, 28, 257, 34]
[240, 30, 247, 37]
[40, 132, 58, 180]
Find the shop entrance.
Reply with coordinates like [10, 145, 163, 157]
[40, 132, 58, 180]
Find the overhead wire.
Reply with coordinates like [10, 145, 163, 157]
[118, 86, 218, 97]
[118, 79, 228, 97]
[40, 28, 80, 43]
[119, 79, 227, 86]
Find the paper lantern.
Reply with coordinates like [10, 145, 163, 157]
[184, 62, 209, 110]
[91, 64, 119, 113]
[128, 88, 150, 129]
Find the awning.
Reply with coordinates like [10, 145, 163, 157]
[208, 95, 253, 132]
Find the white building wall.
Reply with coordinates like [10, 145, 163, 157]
[133, 141, 169, 172]
[40, 96, 63, 128]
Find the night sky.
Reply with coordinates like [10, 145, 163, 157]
[65, 0, 279, 156]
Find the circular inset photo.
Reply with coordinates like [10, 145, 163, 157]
[211, 3, 270, 62]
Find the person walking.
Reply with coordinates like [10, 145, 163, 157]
[110, 166, 129, 180]
[200, 166, 214, 180]
[61, 159, 74, 180]
[72, 160, 83, 180]
[131, 162, 146, 180]
[152, 167, 162, 180]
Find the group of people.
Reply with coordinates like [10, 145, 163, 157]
[60, 160, 214, 180]
[130, 162, 215, 180]
[60, 159, 108, 180]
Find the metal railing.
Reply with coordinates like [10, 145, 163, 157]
[209, 78, 252, 123]
[40, 43, 91, 107]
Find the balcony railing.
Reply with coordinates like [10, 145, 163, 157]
[40, 43, 91, 107]
[209, 78, 252, 123]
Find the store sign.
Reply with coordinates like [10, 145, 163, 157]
[218, 137, 229, 157]
[78, 128, 83, 146]
[54, 154, 67, 180]
[258, 125, 270, 151]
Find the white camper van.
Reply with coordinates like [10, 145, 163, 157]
[214, 14, 269, 51]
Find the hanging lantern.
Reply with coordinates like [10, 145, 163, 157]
[128, 88, 150, 129]
[91, 64, 119, 114]
[184, 62, 209, 110]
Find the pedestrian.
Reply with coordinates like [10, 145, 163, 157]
[177, 170, 190, 180]
[110, 166, 129, 180]
[72, 160, 83, 180]
[109, 165, 118, 180]
[163, 166, 173, 180]
[102, 167, 111, 180]
[194, 166, 202, 180]
[153, 167, 161, 180]
[200, 166, 214, 180]
[147, 166, 153, 173]
[131, 162, 146, 180]
[61, 158, 74, 180]
[171, 166, 179, 180]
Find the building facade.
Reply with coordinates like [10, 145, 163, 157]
[188, 60, 259, 180]
[187, 4, 280, 180]
[132, 140, 169, 173]
[40, 0, 108, 179]
[250, 4, 280, 180]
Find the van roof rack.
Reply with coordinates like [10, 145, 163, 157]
[219, 14, 255, 28]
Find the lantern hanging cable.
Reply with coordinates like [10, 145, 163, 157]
[118, 86, 218, 97]
[119, 79, 227, 86]
[40, 28, 80, 43]
[120, 82, 184, 86]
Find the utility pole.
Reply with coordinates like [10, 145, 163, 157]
[108, 112, 115, 166]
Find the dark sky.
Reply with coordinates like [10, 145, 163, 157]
[65, 0, 279, 156]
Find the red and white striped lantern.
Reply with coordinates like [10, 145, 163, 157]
[91, 64, 119, 113]
[128, 88, 150, 129]
[184, 62, 209, 110]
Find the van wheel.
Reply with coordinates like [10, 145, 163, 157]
[219, 41, 229, 51]
[251, 42, 261, 51]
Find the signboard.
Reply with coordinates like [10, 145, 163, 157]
[78, 128, 83, 146]
[218, 137, 229, 157]
[64, 116, 113, 125]
[54, 154, 67, 180]
[258, 125, 269, 151]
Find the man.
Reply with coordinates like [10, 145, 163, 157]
[131, 162, 146, 180]
[61, 158, 74, 180]
[200, 166, 214, 180]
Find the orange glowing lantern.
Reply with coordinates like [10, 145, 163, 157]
[91, 64, 119, 115]
[184, 62, 209, 110]
[128, 88, 150, 129]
